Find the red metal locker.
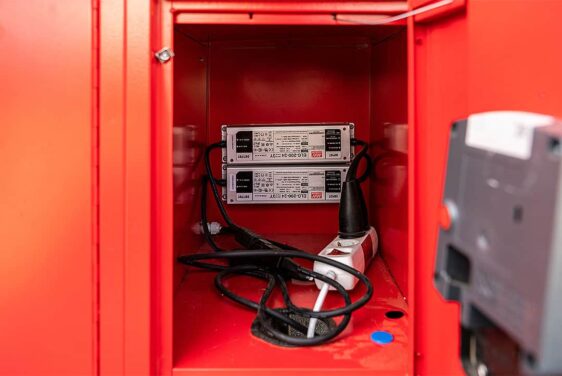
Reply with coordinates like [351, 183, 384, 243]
[98, 1, 562, 374]
[3, 1, 562, 375]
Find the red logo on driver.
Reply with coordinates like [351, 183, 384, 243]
[311, 192, 323, 199]
[311, 150, 323, 158]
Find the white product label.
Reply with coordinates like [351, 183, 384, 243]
[307, 171, 325, 199]
[326, 151, 341, 159]
[466, 112, 553, 160]
[252, 170, 312, 201]
[326, 192, 341, 200]
[236, 193, 252, 201]
[236, 129, 336, 161]
[251, 130, 311, 160]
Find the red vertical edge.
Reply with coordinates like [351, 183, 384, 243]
[407, 16, 416, 376]
[91, 0, 101, 374]
[152, 0, 175, 374]
[99, 0, 126, 374]
[124, 0, 153, 373]
[370, 30, 409, 298]
[411, 9, 467, 376]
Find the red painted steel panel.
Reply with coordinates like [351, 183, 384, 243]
[467, 0, 562, 118]
[154, 2, 176, 374]
[406, 16, 417, 376]
[173, 32, 208, 292]
[411, 13, 467, 375]
[176, 24, 404, 43]
[206, 37, 372, 235]
[0, 1, 95, 374]
[411, 1, 562, 374]
[370, 30, 409, 298]
[99, 1, 126, 374]
[99, 0, 158, 374]
[171, 1, 409, 15]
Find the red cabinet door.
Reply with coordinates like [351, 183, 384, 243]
[0, 1, 96, 374]
[411, 0, 562, 374]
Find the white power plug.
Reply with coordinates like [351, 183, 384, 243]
[313, 227, 378, 290]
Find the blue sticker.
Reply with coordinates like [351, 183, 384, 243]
[370, 331, 394, 345]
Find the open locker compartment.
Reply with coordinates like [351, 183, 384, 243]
[172, 20, 409, 375]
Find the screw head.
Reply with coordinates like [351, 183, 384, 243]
[222, 156, 227, 162]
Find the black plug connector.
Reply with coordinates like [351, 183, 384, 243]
[338, 139, 371, 239]
[338, 180, 369, 238]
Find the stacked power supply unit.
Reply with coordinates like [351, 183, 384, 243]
[221, 123, 355, 204]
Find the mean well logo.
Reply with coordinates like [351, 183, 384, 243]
[310, 192, 323, 199]
[311, 150, 323, 158]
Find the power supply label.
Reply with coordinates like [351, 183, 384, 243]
[235, 131, 253, 154]
[325, 129, 342, 156]
[224, 124, 353, 164]
[226, 167, 345, 204]
[325, 170, 343, 200]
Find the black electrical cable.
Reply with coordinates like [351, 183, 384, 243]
[181, 250, 372, 317]
[177, 249, 372, 346]
[355, 150, 373, 183]
[347, 139, 370, 182]
[205, 141, 236, 228]
[203, 142, 307, 254]
[180, 140, 375, 346]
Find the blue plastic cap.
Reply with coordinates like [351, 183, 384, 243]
[370, 331, 394, 345]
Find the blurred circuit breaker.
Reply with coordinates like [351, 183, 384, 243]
[434, 112, 562, 376]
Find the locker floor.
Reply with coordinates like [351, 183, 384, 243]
[174, 233, 409, 375]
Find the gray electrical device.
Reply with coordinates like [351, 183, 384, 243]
[223, 165, 347, 204]
[435, 112, 562, 375]
[222, 123, 354, 165]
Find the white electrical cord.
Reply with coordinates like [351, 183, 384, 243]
[307, 270, 337, 338]
[335, 0, 454, 25]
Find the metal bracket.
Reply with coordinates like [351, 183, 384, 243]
[155, 47, 174, 63]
